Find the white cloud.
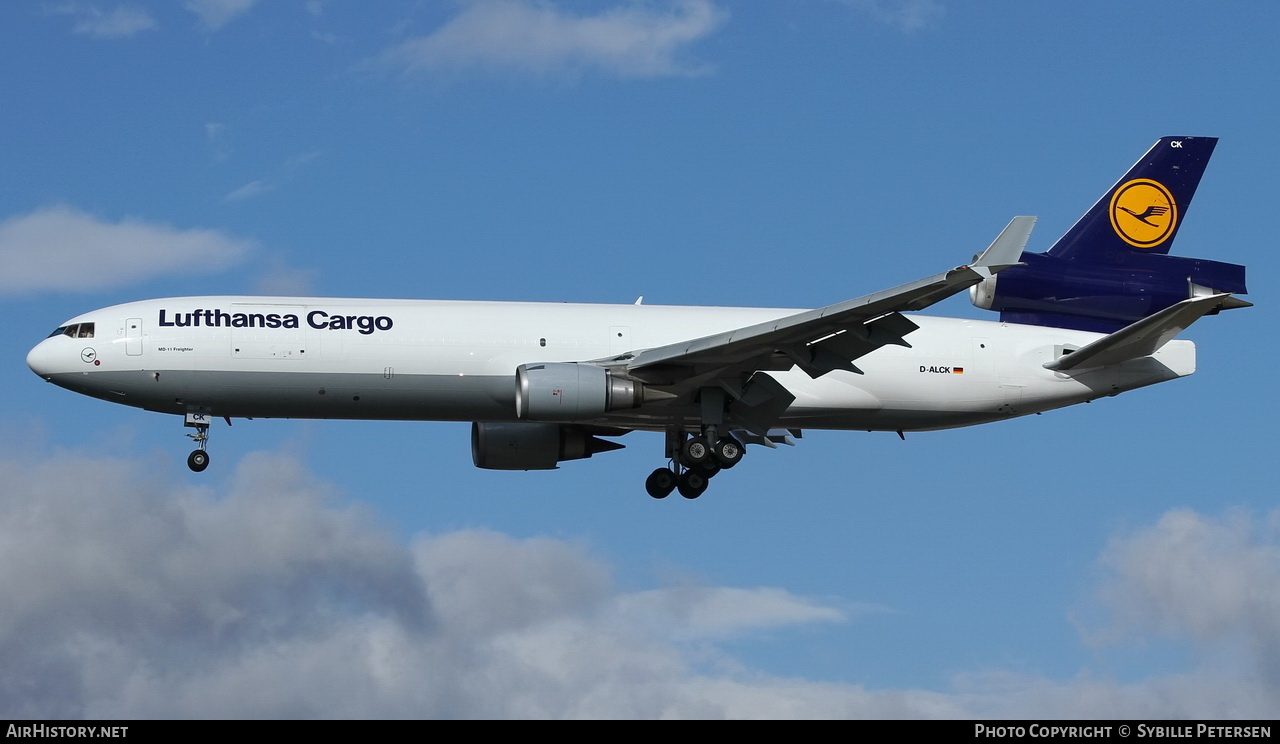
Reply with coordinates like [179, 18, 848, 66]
[0, 440, 1276, 718]
[615, 586, 847, 641]
[834, 0, 945, 32]
[378, 0, 728, 80]
[252, 255, 318, 296]
[185, 0, 258, 31]
[222, 151, 322, 202]
[47, 3, 157, 39]
[224, 179, 275, 202]
[204, 122, 232, 160]
[0, 447, 853, 718]
[1095, 509, 1280, 670]
[0, 205, 252, 295]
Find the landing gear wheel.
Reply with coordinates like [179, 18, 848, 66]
[645, 468, 677, 499]
[187, 449, 210, 473]
[677, 470, 708, 500]
[694, 459, 721, 479]
[712, 437, 744, 468]
[681, 436, 710, 467]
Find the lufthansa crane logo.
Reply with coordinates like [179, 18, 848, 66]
[1109, 178, 1178, 248]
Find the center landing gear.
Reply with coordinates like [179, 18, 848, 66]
[184, 412, 212, 472]
[711, 436, 743, 468]
[644, 428, 745, 500]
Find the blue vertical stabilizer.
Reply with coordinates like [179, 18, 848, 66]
[971, 137, 1248, 332]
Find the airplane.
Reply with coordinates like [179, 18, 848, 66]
[27, 136, 1249, 499]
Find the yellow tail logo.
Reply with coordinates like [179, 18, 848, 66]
[1110, 179, 1177, 248]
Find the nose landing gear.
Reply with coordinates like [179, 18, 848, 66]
[187, 447, 209, 472]
[184, 412, 213, 472]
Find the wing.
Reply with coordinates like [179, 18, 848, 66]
[601, 217, 1036, 433]
[619, 216, 1034, 387]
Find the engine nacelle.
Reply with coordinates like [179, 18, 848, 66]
[970, 252, 1247, 332]
[516, 363, 644, 421]
[969, 273, 1000, 310]
[471, 422, 624, 470]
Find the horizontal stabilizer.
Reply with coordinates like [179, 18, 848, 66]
[1044, 293, 1238, 371]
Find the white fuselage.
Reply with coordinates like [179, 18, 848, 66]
[26, 296, 1195, 433]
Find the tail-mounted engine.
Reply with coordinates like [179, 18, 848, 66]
[970, 136, 1248, 333]
[971, 252, 1247, 333]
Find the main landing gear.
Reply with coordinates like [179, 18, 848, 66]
[644, 430, 744, 500]
[645, 386, 749, 500]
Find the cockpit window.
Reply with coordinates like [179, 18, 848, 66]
[48, 323, 94, 339]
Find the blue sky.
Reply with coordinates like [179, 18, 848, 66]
[1, 0, 1277, 719]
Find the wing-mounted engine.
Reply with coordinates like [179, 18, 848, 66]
[471, 422, 625, 470]
[516, 362, 647, 421]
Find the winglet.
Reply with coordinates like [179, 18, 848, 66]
[972, 216, 1036, 277]
[1044, 293, 1235, 371]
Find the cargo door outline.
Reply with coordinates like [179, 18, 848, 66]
[126, 318, 143, 356]
[230, 305, 308, 359]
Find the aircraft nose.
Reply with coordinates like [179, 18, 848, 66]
[27, 339, 58, 379]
